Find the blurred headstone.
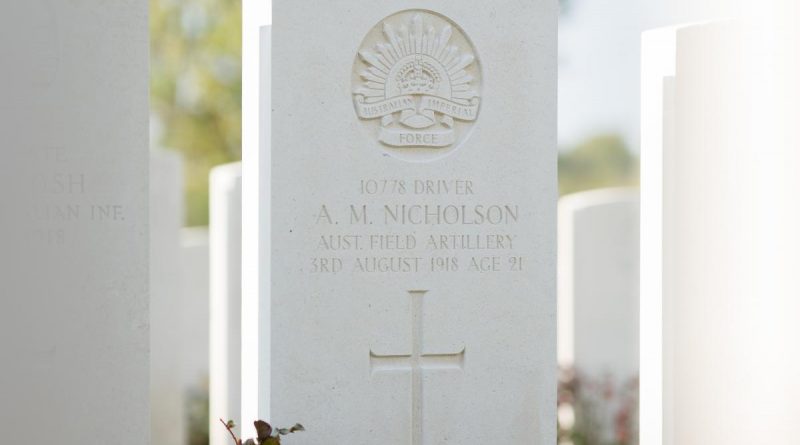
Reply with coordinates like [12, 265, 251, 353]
[642, 15, 800, 444]
[209, 163, 243, 444]
[558, 187, 640, 443]
[181, 228, 212, 388]
[151, 149, 187, 445]
[640, 24, 678, 445]
[0, 1, 149, 443]
[181, 227, 211, 444]
[241, 27, 272, 438]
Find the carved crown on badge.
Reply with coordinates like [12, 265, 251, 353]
[353, 12, 482, 153]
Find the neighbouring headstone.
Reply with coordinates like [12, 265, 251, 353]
[240, 9, 272, 437]
[642, 15, 800, 444]
[640, 24, 678, 445]
[558, 188, 640, 442]
[0, 1, 148, 443]
[209, 163, 243, 444]
[152, 153, 215, 445]
[180, 227, 211, 430]
[241, 27, 272, 438]
[269, 2, 556, 443]
[151, 149, 187, 445]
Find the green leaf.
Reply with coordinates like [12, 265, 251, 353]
[289, 424, 305, 433]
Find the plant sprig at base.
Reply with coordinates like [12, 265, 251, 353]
[220, 419, 305, 445]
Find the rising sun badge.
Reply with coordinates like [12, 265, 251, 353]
[352, 11, 482, 161]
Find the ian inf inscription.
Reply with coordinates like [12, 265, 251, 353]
[353, 11, 482, 161]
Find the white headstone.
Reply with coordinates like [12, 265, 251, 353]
[0, 1, 148, 443]
[267, 2, 556, 442]
[180, 227, 211, 424]
[241, 4, 272, 438]
[180, 227, 210, 443]
[642, 14, 800, 444]
[150, 149, 187, 445]
[558, 187, 640, 442]
[209, 163, 243, 444]
[559, 188, 639, 375]
[241, 26, 272, 439]
[640, 25, 678, 445]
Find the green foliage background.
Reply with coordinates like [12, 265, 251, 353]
[559, 134, 639, 196]
[151, 0, 242, 226]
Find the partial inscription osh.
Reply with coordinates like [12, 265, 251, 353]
[353, 10, 482, 161]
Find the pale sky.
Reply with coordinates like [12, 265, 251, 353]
[559, 0, 736, 151]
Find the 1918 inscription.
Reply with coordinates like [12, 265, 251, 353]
[309, 177, 524, 275]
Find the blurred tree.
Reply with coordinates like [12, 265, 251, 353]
[559, 134, 639, 196]
[561, 0, 574, 15]
[151, 0, 242, 226]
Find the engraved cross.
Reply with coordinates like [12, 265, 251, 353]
[370, 290, 465, 445]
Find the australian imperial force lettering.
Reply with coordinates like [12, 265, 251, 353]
[352, 11, 482, 158]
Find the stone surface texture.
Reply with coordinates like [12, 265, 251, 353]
[270, 1, 557, 443]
